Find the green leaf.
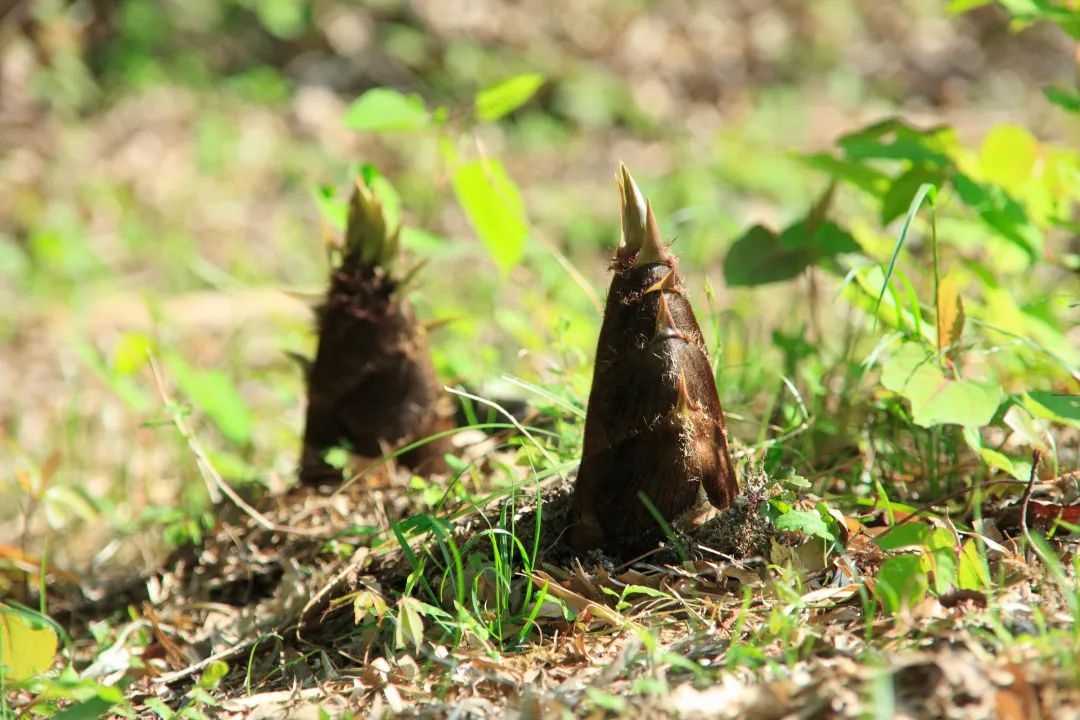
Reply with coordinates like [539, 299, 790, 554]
[619, 584, 670, 600]
[951, 172, 1042, 263]
[925, 527, 958, 595]
[475, 73, 545, 121]
[343, 88, 431, 132]
[395, 597, 425, 653]
[112, 332, 155, 375]
[1044, 86, 1080, 113]
[362, 165, 403, 231]
[251, 0, 308, 39]
[400, 227, 446, 254]
[312, 185, 347, 230]
[52, 696, 119, 720]
[957, 539, 990, 590]
[166, 355, 254, 447]
[779, 219, 860, 254]
[881, 166, 945, 226]
[723, 220, 859, 287]
[873, 523, 928, 551]
[198, 660, 229, 689]
[979, 124, 1039, 190]
[874, 554, 928, 615]
[948, 0, 992, 12]
[881, 342, 1003, 428]
[774, 509, 836, 542]
[1027, 392, 1080, 424]
[838, 118, 953, 166]
[451, 158, 528, 273]
[799, 153, 891, 197]
[724, 225, 791, 286]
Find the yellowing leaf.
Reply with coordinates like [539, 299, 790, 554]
[0, 607, 58, 682]
[980, 124, 1038, 191]
[936, 271, 965, 355]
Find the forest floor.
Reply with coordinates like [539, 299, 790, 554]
[2, 1, 1079, 718]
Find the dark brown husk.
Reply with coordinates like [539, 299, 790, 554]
[571, 165, 738, 550]
[299, 180, 452, 486]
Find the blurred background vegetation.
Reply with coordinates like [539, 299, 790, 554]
[1, 0, 1077, 579]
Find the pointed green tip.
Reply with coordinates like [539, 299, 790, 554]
[632, 200, 669, 267]
[345, 178, 399, 267]
[617, 163, 648, 254]
[615, 164, 670, 266]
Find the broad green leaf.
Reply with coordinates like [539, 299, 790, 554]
[874, 523, 928, 551]
[925, 528, 958, 595]
[475, 73, 545, 121]
[874, 555, 928, 615]
[724, 220, 859, 287]
[52, 696, 119, 720]
[993, 1, 1080, 37]
[779, 219, 859, 255]
[976, 446, 1023, 480]
[774, 509, 836, 542]
[723, 225, 792, 286]
[935, 271, 965, 355]
[1044, 86, 1080, 113]
[1027, 391, 1080, 425]
[166, 355, 254, 446]
[838, 118, 954, 166]
[451, 158, 528, 273]
[0, 606, 59, 682]
[881, 342, 1003, 428]
[800, 153, 891, 197]
[881, 165, 945, 226]
[951, 173, 1042, 262]
[958, 539, 990, 590]
[980, 124, 1039, 191]
[343, 88, 431, 132]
